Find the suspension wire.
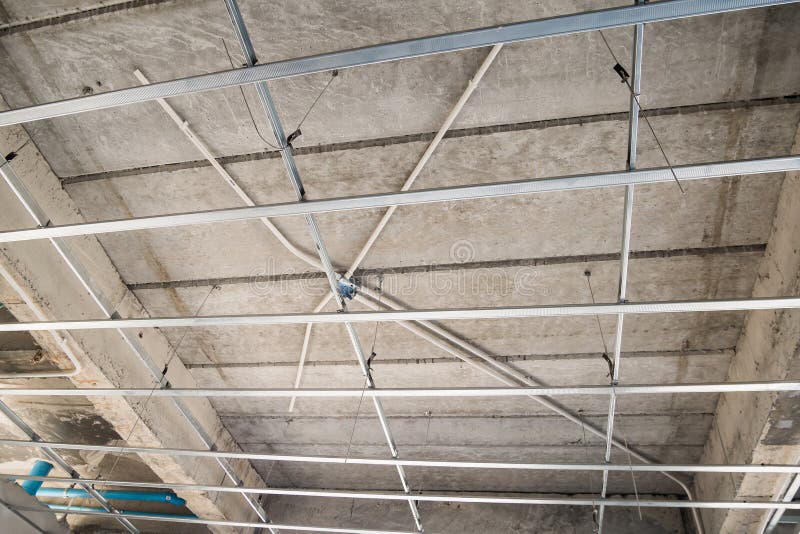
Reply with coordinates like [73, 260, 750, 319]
[615, 414, 643, 520]
[103, 284, 221, 484]
[220, 38, 279, 150]
[597, 30, 685, 194]
[581, 417, 600, 532]
[584, 271, 610, 355]
[344, 377, 369, 462]
[293, 70, 340, 134]
[419, 409, 433, 494]
[367, 275, 384, 372]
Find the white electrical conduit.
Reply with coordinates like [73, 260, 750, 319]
[143, 46, 505, 417]
[289, 44, 504, 410]
[3, 440, 800, 474]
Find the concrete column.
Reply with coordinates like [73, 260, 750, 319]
[0, 101, 267, 532]
[695, 126, 800, 533]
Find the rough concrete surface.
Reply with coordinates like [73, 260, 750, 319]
[0, 1, 799, 532]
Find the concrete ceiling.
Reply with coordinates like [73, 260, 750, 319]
[0, 0, 799, 532]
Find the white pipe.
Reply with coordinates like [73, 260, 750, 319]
[135, 68, 325, 416]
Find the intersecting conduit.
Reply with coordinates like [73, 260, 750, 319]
[287, 43, 504, 411]
[222, 0, 423, 530]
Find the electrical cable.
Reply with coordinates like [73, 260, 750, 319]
[293, 70, 339, 134]
[220, 38, 279, 150]
[583, 269, 613, 360]
[344, 377, 369, 463]
[580, 418, 599, 532]
[615, 417, 643, 520]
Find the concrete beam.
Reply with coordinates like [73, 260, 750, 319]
[695, 126, 800, 532]
[0, 100, 268, 532]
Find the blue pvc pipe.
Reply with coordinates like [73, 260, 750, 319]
[20, 460, 53, 496]
[47, 504, 196, 519]
[36, 487, 185, 507]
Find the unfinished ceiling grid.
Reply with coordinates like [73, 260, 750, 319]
[0, 0, 799, 533]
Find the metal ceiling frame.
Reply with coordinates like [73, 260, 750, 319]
[1, 379, 799, 397]
[598, 9, 644, 532]
[0, 296, 797, 332]
[0, 0, 797, 532]
[3, 441, 800, 474]
[0, 155, 797, 243]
